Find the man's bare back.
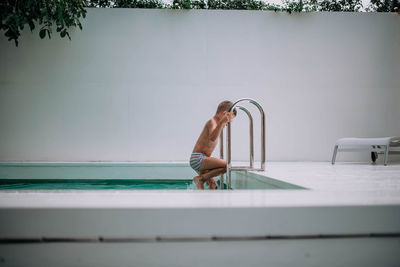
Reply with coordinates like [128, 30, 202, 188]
[192, 118, 220, 157]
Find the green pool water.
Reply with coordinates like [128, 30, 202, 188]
[0, 179, 195, 190]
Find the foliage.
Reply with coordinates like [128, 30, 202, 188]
[366, 0, 396, 11]
[172, 0, 206, 9]
[115, 0, 166, 8]
[84, 0, 114, 7]
[85, 0, 167, 8]
[207, 0, 268, 10]
[308, 0, 363, 11]
[0, 0, 86, 46]
[194, 0, 364, 12]
[2, 0, 399, 47]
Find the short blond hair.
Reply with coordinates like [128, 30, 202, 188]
[216, 100, 237, 115]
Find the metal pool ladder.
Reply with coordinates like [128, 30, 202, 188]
[219, 98, 266, 190]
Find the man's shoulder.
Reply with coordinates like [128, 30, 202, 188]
[208, 118, 217, 125]
[205, 118, 216, 128]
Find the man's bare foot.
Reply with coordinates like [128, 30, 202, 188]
[206, 178, 218, 190]
[193, 176, 205, 190]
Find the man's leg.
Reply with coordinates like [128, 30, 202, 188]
[193, 176, 205, 190]
[200, 170, 218, 189]
[193, 167, 226, 190]
[199, 167, 225, 183]
[194, 167, 226, 190]
[193, 157, 227, 190]
[198, 157, 226, 172]
[201, 157, 226, 189]
[207, 178, 218, 189]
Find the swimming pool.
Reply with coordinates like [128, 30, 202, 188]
[0, 163, 304, 190]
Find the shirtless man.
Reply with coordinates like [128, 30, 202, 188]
[189, 101, 236, 190]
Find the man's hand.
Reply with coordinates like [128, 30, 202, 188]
[227, 112, 234, 122]
[222, 112, 234, 124]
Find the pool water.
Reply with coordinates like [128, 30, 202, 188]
[0, 163, 304, 190]
[0, 179, 196, 190]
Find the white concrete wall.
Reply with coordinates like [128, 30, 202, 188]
[0, 9, 399, 162]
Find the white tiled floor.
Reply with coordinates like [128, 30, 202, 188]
[0, 162, 399, 208]
[257, 161, 400, 192]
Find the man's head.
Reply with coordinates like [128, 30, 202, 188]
[216, 100, 237, 116]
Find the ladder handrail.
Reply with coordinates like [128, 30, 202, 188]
[237, 106, 254, 169]
[219, 105, 255, 190]
[219, 131, 224, 190]
[224, 98, 266, 189]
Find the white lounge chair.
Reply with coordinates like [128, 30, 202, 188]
[331, 136, 400, 166]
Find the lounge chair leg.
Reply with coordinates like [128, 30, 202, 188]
[371, 146, 378, 163]
[371, 152, 378, 163]
[332, 145, 338, 165]
[384, 146, 389, 166]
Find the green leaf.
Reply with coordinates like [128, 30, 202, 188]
[60, 29, 66, 38]
[5, 29, 13, 37]
[39, 28, 46, 39]
[28, 20, 35, 31]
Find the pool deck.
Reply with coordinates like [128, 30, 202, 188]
[0, 161, 399, 208]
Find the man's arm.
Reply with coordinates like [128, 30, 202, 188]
[209, 118, 228, 142]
